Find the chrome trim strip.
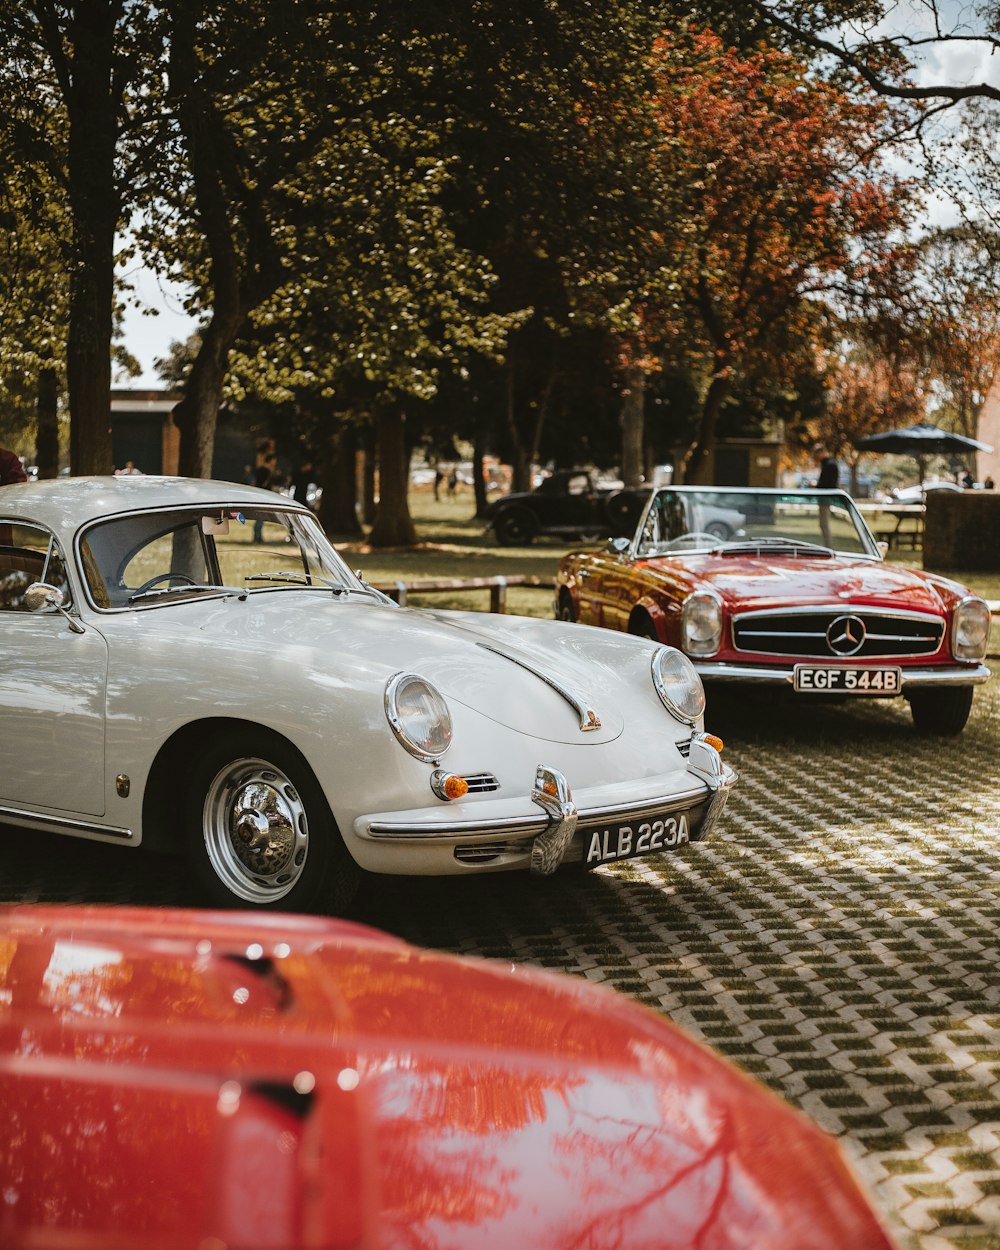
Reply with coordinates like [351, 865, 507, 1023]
[364, 782, 711, 839]
[0, 805, 134, 841]
[476, 641, 602, 731]
[695, 661, 991, 688]
[732, 603, 944, 624]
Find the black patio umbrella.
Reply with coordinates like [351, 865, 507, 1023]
[855, 421, 993, 484]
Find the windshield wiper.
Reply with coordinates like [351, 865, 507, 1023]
[128, 583, 248, 604]
[244, 571, 349, 595]
[723, 537, 833, 556]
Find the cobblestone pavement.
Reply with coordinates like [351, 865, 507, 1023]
[2, 672, 998, 1250]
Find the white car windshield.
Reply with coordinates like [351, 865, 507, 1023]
[79, 505, 366, 608]
[637, 489, 877, 557]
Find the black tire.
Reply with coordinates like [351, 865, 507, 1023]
[908, 686, 974, 736]
[494, 507, 537, 546]
[557, 590, 576, 622]
[184, 727, 359, 912]
[604, 489, 641, 535]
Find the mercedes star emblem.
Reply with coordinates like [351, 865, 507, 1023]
[827, 615, 866, 656]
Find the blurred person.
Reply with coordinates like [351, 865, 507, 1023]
[813, 442, 838, 546]
[813, 442, 839, 489]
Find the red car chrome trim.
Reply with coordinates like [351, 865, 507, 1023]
[695, 661, 991, 687]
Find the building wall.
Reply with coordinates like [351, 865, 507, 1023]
[975, 371, 1000, 485]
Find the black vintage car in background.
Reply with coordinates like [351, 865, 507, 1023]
[486, 469, 649, 546]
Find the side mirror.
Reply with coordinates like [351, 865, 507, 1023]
[607, 537, 630, 559]
[25, 582, 85, 633]
[25, 582, 65, 612]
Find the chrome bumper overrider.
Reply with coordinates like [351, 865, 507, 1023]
[361, 734, 738, 877]
[696, 661, 992, 689]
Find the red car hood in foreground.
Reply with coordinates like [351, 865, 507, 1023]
[645, 551, 954, 615]
[0, 906, 897, 1250]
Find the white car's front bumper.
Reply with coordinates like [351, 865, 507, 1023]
[353, 734, 737, 877]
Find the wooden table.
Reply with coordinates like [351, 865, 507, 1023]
[856, 502, 925, 550]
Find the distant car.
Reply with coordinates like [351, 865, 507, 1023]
[0, 475, 736, 911]
[486, 468, 648, 545]
[555, 486, 992, 735]
[0, 903, 901, 1250]
[890, 480, 962, 503]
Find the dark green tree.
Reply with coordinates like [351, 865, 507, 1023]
[0, 1, 150, 473]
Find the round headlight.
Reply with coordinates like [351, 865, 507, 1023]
[952, 597, 991, 660]
[652, 647, 706, 724]
[385, 673, 453, 761]
[681, 591, 723, 656]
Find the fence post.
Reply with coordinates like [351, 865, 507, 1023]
[394, 580, 408, 607]
[490, 576, 507, 613]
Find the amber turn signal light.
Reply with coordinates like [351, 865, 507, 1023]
[703, 734, 724, 752]
[430, 771, 470, 801]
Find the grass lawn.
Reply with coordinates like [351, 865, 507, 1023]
[330, 487, 1000, 651]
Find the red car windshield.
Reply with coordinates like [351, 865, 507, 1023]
[637, 490, 876, 557]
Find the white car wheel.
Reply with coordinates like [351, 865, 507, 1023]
[188, 731, 357, 911]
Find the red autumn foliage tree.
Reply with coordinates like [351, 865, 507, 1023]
[647, 30, 918, 482]
[814, 348, 925, 493]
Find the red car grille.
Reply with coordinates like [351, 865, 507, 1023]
[732, 609, 945, 659]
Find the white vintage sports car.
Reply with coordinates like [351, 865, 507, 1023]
[0, 477, 736, 911]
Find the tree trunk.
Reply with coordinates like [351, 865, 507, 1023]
[369, 404, 417, 547]
[35, 367, 60, 478]
[167, 2, 282, 479]
[173, 316, 239, 478]
[683, 368, 731, 485]
[504, 357, 531, 492]
[360, 425, 377, 525]
[620, 363, 645, 487]
[319, 424, 361, 537]
[65, 0, 120, 475]
[472, 427, 489, 518]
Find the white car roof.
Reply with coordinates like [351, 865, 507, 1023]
[0, 475, 304, 531]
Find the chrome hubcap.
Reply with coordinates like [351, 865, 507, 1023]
[203, 758, 308, 903]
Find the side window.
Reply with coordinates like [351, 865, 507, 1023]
[0, 522, 71, 613]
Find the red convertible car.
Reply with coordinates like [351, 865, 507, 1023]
[0, 904, 899, 1249]
[555, 486, 992, 734]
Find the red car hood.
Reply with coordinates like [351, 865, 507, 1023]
[0, 905, 897, 1250]
[645, 552, 950, 615]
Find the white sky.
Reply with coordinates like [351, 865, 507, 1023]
[116, 262, 198, 387]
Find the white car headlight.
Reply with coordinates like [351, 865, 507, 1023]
[951, 597, 991, 661]
[681, 591, 723, 656]
[385, 673, 453, 761]
[652, 647, 706, 724]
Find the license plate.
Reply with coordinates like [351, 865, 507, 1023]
[585, 813, 691, 866]
[793, 665, 901, 694]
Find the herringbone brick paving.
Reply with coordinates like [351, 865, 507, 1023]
[2, 669, 998, 1249]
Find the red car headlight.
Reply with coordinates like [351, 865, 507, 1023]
[951, 597, 991, 661]
[681, 591, 723, 657]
